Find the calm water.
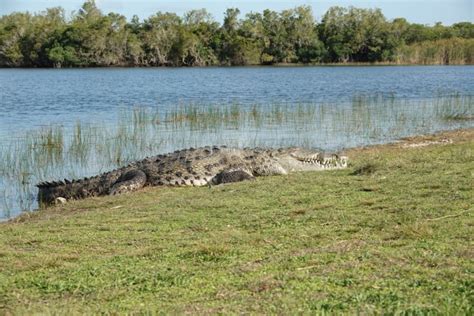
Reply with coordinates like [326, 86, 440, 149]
[0, 66, 473, 219]
[1, 66, 473, 135]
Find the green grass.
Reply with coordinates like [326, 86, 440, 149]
[0, 130, 473, 314]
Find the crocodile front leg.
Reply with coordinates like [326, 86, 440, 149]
[109, 169, 147, 195]
[212, 169, 255, 185]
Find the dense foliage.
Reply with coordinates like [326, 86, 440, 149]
[1, 1, 473, 67]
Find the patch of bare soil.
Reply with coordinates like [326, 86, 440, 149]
[346, 128, 474, 156]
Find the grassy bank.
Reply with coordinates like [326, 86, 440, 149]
[0, 129, 473, 314]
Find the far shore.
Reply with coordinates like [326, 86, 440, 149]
[1, 62, 473, 69]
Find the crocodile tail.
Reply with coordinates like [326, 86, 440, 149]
[37, 180, 66, 188]
[36, 168, 126, 205]
[36, 176, 95, 205]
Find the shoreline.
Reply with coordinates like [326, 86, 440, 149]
[345, 127, 474, 153]
[4, 127, 473, 224]
[1, 63, 473, 70]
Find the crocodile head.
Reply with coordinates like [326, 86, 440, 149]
[272, 148, 348, 172]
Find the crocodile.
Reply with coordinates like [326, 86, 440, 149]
[37, 146, 348, 205]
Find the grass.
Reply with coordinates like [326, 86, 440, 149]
[0, 129, 473, 314]
[395, 38, 474, 65]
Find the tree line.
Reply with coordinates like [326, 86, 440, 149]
[1, 0, 473, 67]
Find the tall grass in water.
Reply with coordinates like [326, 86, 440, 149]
[0, 94, 473, 219]
[434, 94, 474, 121]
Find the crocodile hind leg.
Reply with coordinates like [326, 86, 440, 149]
[109, 169, 147, 195]
[212, 169, 255, 185]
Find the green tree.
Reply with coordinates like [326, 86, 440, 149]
[240, 12, 266, 64]
[216, 8, 249, 65]
[260, 9, 291, 63]
[46, 45, 78, 67]
[0, 13, 30, 66]
[452, 22, 474, 39]
[319, 7, 394, 62]
[282, 6, 324, 63]
[0, 1, 471, 67]
[141, 12, 182, 65]
[183, 9, 219, 65]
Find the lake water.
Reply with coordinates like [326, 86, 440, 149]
[1, 66, 473, 219]
[1, 66, 474, 135]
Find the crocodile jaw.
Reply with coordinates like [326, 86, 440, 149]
[276, 150, 348, 172]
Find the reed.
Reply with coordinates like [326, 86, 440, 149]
[434, 94, 474, 121]
[396, 38, 474, 65]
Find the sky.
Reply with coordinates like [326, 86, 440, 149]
[0, 0, 472, 25]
